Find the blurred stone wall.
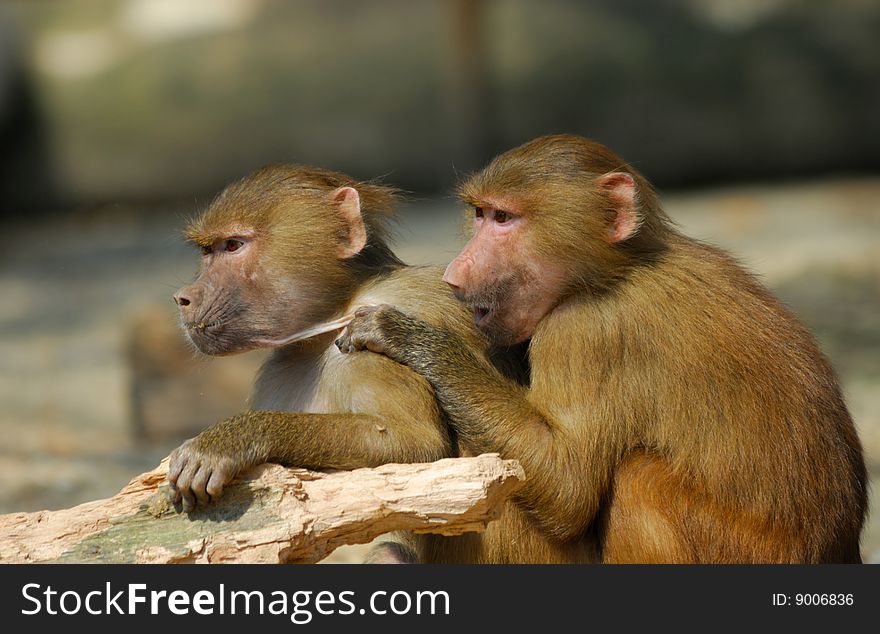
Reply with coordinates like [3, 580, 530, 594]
[1, 0, 879, 213]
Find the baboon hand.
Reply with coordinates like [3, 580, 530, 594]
[335, 304, 408, 361]
[167, 437, 243, 512]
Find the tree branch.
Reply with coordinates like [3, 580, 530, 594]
[0, 454, 524, 563]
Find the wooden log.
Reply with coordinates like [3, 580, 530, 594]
[0, 454, 524, 563]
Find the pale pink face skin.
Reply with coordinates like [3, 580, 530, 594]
[443, 202, 569, 345]
[173, 231, 313, 355]
[173, 187, 369, 355]
[445, 174, 638, 345]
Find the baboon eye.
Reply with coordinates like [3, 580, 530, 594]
[224, 239, 243, 252]
[474, 207, 484, 218]
[201, 245, 213, 255]
[494, 210, 510, 224]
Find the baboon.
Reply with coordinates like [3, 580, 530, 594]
[165, 164, 527, 563]
[339, 135, 868, 563]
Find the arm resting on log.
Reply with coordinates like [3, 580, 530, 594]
[0, 454, 524, 564]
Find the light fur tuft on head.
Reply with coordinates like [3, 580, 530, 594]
[186, 164, 400, 249]
[457, 134, 671, 292]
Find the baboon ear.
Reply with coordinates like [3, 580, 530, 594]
[597, 172, 639, 243]
[332, 186, 367, 258]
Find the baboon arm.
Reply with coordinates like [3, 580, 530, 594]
[421, 353, 614, 540]
[340, 305, 617, 541]
[193, 409, 452, 470]
[167, 408, 452, 511]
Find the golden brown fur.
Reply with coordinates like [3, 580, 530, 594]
[339, 135, 868, 563]
[183, 165, 403, 338]
[168, 164, 541, 563]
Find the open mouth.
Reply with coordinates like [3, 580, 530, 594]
[187, 320, 222, 333]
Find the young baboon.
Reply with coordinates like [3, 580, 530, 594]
[166, 164, 531, 563]
[339, 135, 868, 563]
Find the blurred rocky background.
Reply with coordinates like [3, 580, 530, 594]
[0, 0, 878, 562]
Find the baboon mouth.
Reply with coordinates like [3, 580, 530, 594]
[185, 324, 242, 356]
[187, 320, 223, 332]
[473, 306, 492, 326]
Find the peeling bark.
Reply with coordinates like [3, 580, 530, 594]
[0, 454, 524, 563]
